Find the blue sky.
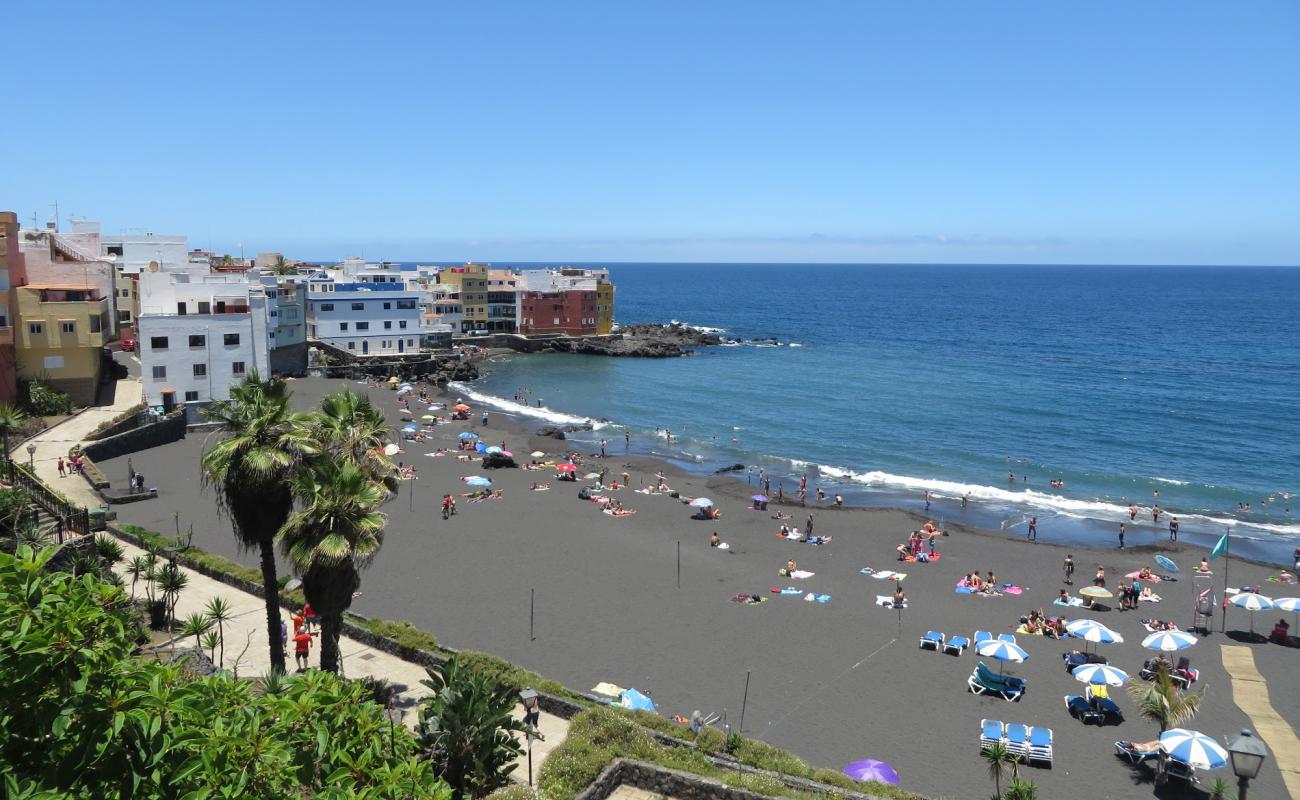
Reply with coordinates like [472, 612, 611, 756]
[5, 1, 1298, 264]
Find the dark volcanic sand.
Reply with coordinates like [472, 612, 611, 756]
[100, 377, 1297, 800]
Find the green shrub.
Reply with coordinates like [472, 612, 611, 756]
[22, 379, 74, 416]
[0, 486, 32, 535]
[694, 725, 725, 752]
[733, 736, 810, 776]
[485, 786, 540, 800]
[357, 617, 442, 654]
[457, 650, 578, 702]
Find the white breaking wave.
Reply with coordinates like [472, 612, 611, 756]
[446, 383, 602, 428]
[769, 458, 1300, 537]
[1151, 477, 1190, 486]
[668, 320, 727, 334]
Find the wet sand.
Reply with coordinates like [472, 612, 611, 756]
[100, 377, 1298, 799]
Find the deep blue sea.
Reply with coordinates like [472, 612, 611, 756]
[451, 264, 1300, 564]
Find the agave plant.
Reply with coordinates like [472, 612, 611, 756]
[179, 612, 213, 652]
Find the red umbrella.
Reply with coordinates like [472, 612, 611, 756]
[556, 463, 577, 472]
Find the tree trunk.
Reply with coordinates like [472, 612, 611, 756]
[259, 538, 286, 673]
[320, 613, 342, 673]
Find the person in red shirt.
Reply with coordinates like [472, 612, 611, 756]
[303, 603, 319, 634]
[291, 609, 306, 636]
[293, 630, 313, 671]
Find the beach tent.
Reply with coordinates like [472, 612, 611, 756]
[619, 688, 656, 712]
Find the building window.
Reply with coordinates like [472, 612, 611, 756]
[185, 391, 200, 402]
[118, 310, 132, 323]
[198, 301, 211, 314]
[399, 320, 407, 329]
[309, 324, 316, 337]
[408, 339, 415, 347]
[189, 334, 205, 347]
[177, 302, 187, 315]
[320, 303, 334, 311]
[339, 322, 348, 331]
[397, 300, 416, 309]
[150, 336, 168, 350]
[356, 322, 370, 331]
[119, 288, 129, 298]
[224, 333, 240, 346]
[60, 321, 76, 334]
[351, 302, 364, 311]
[232, 361, 246, 375]
[193, 363, 207, 377]
[152, 365, 166, 379]
[28, 322, 44, 335]
[347, 341, 355, 350]
[383, 321, 392, 329]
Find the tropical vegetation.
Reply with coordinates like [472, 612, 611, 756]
[0, 402, 26, 460]
[1128, 663, 1204, 784]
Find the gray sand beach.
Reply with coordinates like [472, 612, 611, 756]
[98, 377, 1297, 799]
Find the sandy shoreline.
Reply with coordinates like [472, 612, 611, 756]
[100, 376, 1298, 800]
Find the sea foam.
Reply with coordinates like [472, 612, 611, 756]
[446, 382, 599, 427]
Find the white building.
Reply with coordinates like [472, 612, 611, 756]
[136, 272, 271, 410]
[100, 231, 191, 275]
[305, 278, 420, 356]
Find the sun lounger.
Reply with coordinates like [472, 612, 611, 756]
[974, 630, 993, 646]
[920, 631, 944, 650]
[1114, 740, 1159, 765]
[1027, 726, 1053, 765]
[1004, 723, 1030, 758]
[1166, 756, 1197, 784]
[998, 633, 1017, 644]
[968, 662, 1025, 701]
[1094, 697, 1124, 723]
[876, 595, 907, 608]
[1066, 695, 1104, 725]
[944, 635, 970, 656]
[980, 719, 1004, 751]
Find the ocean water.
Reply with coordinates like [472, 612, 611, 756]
[456, 263, 1300, 564]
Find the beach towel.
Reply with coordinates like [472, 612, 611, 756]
[876, 595, 907, 608]
[790, 570, 815, 579]
[1053, 597, 1085, 607]
[775, 587, 803, 596]
[730, 593, 767, 605]
[956, 586, 975, 595]
[718, 542, 730, 550]
[1139, 593, 1161, 602]
[804, 593, 831, 603]
[1002, 585, 1025, 596]
[872, 570, 906, 581]
[859, 567, 876, 575]
[1142, 620, 1180, 632]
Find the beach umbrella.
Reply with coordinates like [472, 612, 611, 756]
[1142, 630, 1198, 652]
[402, 424, 419, 431]
[1065, 618, 1107, 636]
[485, 446, 503, 455]
[975, 639, 1028, 674]
[453, 403, 471, 411]
[396, 386, 412, 395]
[556, 463, 577, 472]
[690, 497, 715, 508]
[584, 472, 601, 480]
[1074, 624, 1124, 645]
[531, 451, 546, 458]
[501, 451, 513, 457]
[619, 688, 656, 712]
[421, 414, 437, 420]
[1079, 586, 1113, 599]
[1159, 729, 1228, 770]
[464, 476, 492, 487]
[1154, 555, 1180, 573]
[1229, 592, 1274, 637]
[752, 494, 769, 503]
[843, 760, 900, 786]
[383, 443, 400, 456]
[1071, 663, 1130, 687]
[458, 432, 479, 440]
[1275, 597, 1300, 631]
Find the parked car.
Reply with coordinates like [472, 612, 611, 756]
[119, 338, 136, 352]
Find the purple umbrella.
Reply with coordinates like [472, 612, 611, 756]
[752, 494, 769, 503]
[843, 759, 899, 785]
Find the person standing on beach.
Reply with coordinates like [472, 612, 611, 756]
[924, 491, 931, 511]
[1063, 554, 1075, 585]
[1169, 517, 1179, 541]
[1129, 503, 1137, 521]
[625, 431, 630, 450]
[1027, 516, 1037, 541]
[806, 514, 814, 536]
[1152, 505, 1161, 524]
[57, 457, 66, 477]
[1118, 523, 1126, 549]
[962, 492, 970, 510]
[599, 439, 607, 457]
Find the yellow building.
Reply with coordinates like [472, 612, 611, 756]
[15, 284, 111, 405]
[438, 263, 490, 332]
[596, 280, 614, 335]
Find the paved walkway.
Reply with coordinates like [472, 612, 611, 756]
[1220, 644, 1300, 799]
[8, 378, 568, 784]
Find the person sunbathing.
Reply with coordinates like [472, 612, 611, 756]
[772, 511, 791, 520]
[529, 483, 550, 491]
[967, 573, 984, 590]
[984, 571, 998, 592]
[1119, 740, 1161, 753]
[1138, 566, 1153, 580]
[896, 543, 911, 561]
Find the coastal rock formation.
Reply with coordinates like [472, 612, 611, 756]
[481, 453, 517, 469]
[714, 463, 746, 474]
[536, 426, 567, 440]
[536, 323, 722, 358]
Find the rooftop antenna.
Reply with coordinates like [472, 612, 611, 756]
[50, 200, 59, 231]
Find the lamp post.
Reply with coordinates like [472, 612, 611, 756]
[519, 689, 539, 786]
[1227, 728, 1268, 800]
[25, 443, 36, 469]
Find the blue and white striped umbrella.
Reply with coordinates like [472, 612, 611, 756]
[1065, 618, 1106, 636]
[1159, 729, 1228, 770]
[1229, 593, 1274, 611]
[976, 639, 1029, 663]
[1141, 630, 1198, 651]
[1275, 597, 1300, 612]
[485, 446, 503, 455]
[1075, 624, 1123, 644]
[464, 476, 492, 487]
[1071, 663, 1129, 686]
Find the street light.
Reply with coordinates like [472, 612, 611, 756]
[1227, 728, 1268, 800]
[25, 443, 36, 469]
[519, 689, 539, 786]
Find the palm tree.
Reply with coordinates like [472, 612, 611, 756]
[0, 403, 26, 462]
[1128, 663, 1204, 784]
[277, 458, 386, 673]
[270, 255, 297, 276]
[312, 389, 399, 493]
[982, 741, 1018, 798]
[156, 561, 188, 631]
[179, 612, 213, 652]
[205, 596, 232, 668]
[201, 371, 317, 673]
[125, 555, 149, 600]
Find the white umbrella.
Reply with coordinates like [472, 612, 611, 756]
[689, 497, 715, 508]
[1229, 592, 1274, 638]
[1071, 663, 1129, 687]
[1159, 729, 1228, 770]
[976, 639, 1029, 673]
[530, 451, 546, 458]
[383, 443, 400, 456]
[1141, 630, 1198, 651]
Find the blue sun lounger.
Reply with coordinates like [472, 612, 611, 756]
[1028, 727, 1053, 766]
[969, 662, 1026, 701]
[1004, 723, 1030, 758]
[974, 630, 993, 646]
[1114, 740, 1159, 765]
[919, 630, 944, 650]
[980, 719, 1004, 751]
[998, 633, 1017, 644]
[944, 635, 970, 655]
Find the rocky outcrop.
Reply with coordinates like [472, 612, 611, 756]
[714, 463, 745, 474]
[481, 453, 517, 469]
[535, 323, 722, 358]
[536, 426, 567, 440]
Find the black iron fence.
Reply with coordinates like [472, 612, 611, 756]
[4, 459, 90, 538]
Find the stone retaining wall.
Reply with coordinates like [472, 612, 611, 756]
[83, 411, 186, 462]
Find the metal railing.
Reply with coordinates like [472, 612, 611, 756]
[4, 459, 90, 538]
